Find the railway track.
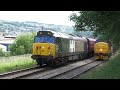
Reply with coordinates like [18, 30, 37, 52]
[0, 66, 50, 79]
[0, 58, 104, 79]
[16, 58, 100, 79]
[50, 60, 104, 79]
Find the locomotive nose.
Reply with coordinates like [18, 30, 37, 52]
[32, 43, 55, 57]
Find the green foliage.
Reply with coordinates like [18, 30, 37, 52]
[0, 48, 5, 56]
[70, 11, 120, 44]
[0, 55, 37, 74]
[0, 48, 10, 57]
[73, 31, 94, 38]
[10, 33, 35, 55]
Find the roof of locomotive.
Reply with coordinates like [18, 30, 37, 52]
[95, 42, 109, 45]
[44, 30, 69, 38]
[38, 30, 88, 41]
[44, 30, 76, 39]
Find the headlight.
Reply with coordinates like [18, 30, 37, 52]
[100, 49, 103, 51]
[42, 46, 44, 49]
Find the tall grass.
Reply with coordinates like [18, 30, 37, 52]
[0, 54, 37, 74]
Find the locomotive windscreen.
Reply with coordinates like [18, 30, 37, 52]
[35, 31, 54, 43]
[34, 36, 55, 43]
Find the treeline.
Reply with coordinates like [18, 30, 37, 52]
[70, 11, 120, 51]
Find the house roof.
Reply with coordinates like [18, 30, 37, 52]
[0, 39, 15, 44]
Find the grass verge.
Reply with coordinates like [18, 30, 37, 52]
[74, 50, 120, 79]
[0, 54, 37, 74]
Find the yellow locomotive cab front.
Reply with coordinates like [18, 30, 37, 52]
[94, 42, 110, 60]
[31, 31, 56, 66]
[32, 43, 56, 58]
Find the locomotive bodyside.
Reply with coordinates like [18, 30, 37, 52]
[74, 37, 88, 59]
[31, 30, 96, 67]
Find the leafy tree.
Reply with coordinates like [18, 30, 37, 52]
[70, 11, 120, 44]
[10, 33, 35, 55]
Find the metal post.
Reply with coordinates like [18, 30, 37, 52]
[42, 26, 43, 31]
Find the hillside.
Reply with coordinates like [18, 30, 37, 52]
[0, 20, 94, 38]
[0, 20, 74, 35]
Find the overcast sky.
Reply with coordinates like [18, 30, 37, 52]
[0, 11, 79, 26]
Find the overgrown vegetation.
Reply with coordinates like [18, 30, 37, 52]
[0, 55, 37, 74]
[10, 33, 35, 56]
[0, 33, 35, 56]
[0, 48, 5, 56]
[0, 48, 10, 57]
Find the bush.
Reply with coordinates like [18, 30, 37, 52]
[0, 48, 5, 56]
[0, 48, 10, 57]
[10, 33, 35, 55]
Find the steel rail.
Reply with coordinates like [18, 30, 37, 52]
[39, 59, 97, 79]
[0, 66, 49, 79]
[50, 61, 104, 79]
[16, 58, 94, 79]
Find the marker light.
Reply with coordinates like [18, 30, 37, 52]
[35, 46, 41, 50]
[35, 46, 39, 50]
[48, 46, 51, 50]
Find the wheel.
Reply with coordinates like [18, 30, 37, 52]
[51, 59, 59, 67]
[65, 57, 68, 64]
[62, 57, 67, 65]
